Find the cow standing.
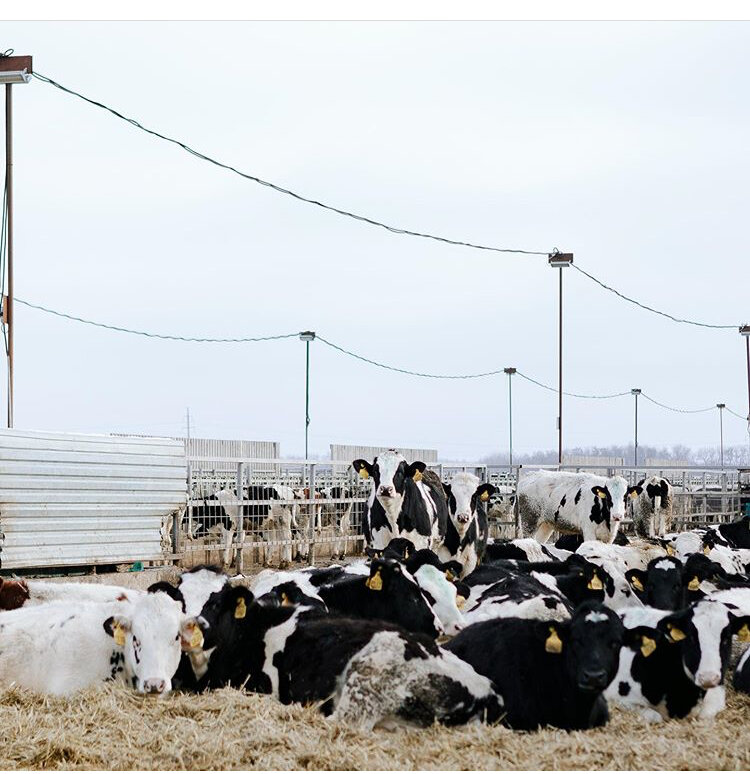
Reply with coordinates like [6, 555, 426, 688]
[352, 450, 447, 550]
[518, 469, 636, 544]
[631, 476, 673, 537]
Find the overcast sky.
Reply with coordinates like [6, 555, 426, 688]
[2, 21, 749, 459]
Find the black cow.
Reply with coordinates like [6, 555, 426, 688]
[195, 584, 503, 728]
[353, 450, 447, 551]
[446, 601, 625, 730]
[317, 558, 443, 638]
[626, 556, 686, 610]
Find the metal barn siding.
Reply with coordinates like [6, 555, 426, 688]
[330, 444, 439, 464]
[0, 429, 187, 570]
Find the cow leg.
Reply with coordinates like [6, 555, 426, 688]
[279, 508, 292, 568]
[533, 522, 555, 544]
[222, 525, 235, 569]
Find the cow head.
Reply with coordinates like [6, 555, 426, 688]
[0, 577, 29, 611]
[627, 556, 685, 610]
[540, 602, 624, 693]
[443, 473, 495, 536]
[637, 476, 671, 513]
[353, 450, 426, 519]
[590, 476, 629, 538]
[657, 600, 750, 689]
[103, 589, 201, 696]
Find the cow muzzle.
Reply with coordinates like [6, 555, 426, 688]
[457, 514, 471, 525]
[578, 669, 609, 692]
[379, 486, 394, 498]
[142, 678, 169, 696]
[696, 671, 721, 689]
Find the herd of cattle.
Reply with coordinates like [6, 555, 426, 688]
[1, 449, 750, 733]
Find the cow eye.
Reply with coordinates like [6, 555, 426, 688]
[175, 634, 180, 641]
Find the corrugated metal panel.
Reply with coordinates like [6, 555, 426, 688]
[563, 455, 625, 469]
[330, 444, 439, 464]
[0, 429, 187, 570]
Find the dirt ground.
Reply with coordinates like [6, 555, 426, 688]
[4, 566, 750, 771]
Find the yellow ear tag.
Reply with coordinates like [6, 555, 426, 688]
[640, 635, 657, 658]
[630, 490, 639, 500]
[358, 467, 369, 479]
[667, 624, 686, 642]
[597, 491, 607, 499]
[688, 576, 700, 591]
[113, 623, 126, 648]
[631, 576, 644, 592]
[666, 545, 675, 556]
[235, 597, 247, 619]
[455, 595, 466, 609]
[281, 592, 293, 607]
[737, 623, 750, 642]
[703, 545, 711, 556]
[366, 569, 383, 591]
[545, 627, 563, 654]
[189, 625, 204, 650]
[445, 569, 456, 582]
[480, 490, 490, 502]
[588, 573, 603, 591]
[412, 470, 423, 482]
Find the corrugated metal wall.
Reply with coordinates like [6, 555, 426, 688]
[0, 429, 187, 570]
[330, 444, 439, 464]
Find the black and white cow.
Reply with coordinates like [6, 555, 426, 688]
[484, 537, 570, 563]
[626, 556, 686, 610]
[195, 584, 503, 729]
[446, 601, 625, 730]
[437, 473, 494, 578]
[317, 557, 443, 638]
[518, 469, 637, 544]
[606, 600, 750, 721]
[630, 476, 673, 538]
[352, 450, 447, 550]
[0, 587, 202, 696]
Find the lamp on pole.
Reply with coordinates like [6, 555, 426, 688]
[504, 367, 516, 468]
[631, 389, 642, 467]
[548, 252, 574, 466]
[299, 331, 315, 460]
[0, 54, 32, 429]
[717, 403, 726, 469]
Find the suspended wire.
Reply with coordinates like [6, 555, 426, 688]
[14, 298, 299, 343]
[572, 265, 738, 330]
[31, 72, 548, 258]
[516, 370, 631, 399]
[640, 392, 715, 414]
[726, 406, 750, 421]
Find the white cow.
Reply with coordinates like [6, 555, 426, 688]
[518, 469, 633, 544]
[0, 590, 201, 696]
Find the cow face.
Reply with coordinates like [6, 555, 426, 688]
[103, 592, 201, 696]
[627, 556, 685, 610]
[657, 601, 750, 689]
[353, 450, 426, 519]
[637, 476, 670, 511]
[443, 473, 495, 536]
[590, 476, 629, 536]
[547, 602, 624, 692]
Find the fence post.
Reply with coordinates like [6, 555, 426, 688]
[236, 462, 245, 574]
[514, 465, 522, 538]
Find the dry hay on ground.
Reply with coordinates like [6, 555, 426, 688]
[2, 683, 750, 771]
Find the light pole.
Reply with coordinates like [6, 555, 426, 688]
[548, 252, 574, 466]
[717, 403, 726, 469]
[631, 389, 641, 467]
[504, 367, 516, 468]
[0, 54, 32, 429]
[299, 331, 315, 460]
[741, 326, 750, 460]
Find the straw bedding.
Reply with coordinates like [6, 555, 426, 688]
[1, 682, 750, 771]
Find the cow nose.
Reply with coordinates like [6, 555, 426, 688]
[579, 669, 608, 690]
[143, 678, 167, 695]
[379, 486, 393, 497]
[457, 514, 470, 524]
[697, 671, 721, 689]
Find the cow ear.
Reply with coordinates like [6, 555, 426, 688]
[103, 614, 131, 647]
[731, 615, 750, 642]
[147, 581, 186, 613]
[406, 461, 426, 481]
[624, 626, 661, 657]
[627, 485, 642, 500]
[352, 459, 373, 479]
[658, 615, 688, 643]
[180, 618, 205, 651]
[591, 486, 607, 500]
[543, 623, 566, 654]
[626, 569, 647, 594]
[222, 585, 254, 619]
[442, 483, 452, 497]
[476, 484, 496, 502]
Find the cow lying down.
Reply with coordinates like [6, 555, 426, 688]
[0, 586, 202, 696]
[195, 584, 502, 730]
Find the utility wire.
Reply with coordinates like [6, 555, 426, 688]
[32, 72, 548, 258]
[572, 265, 738, 330]
[516, 370, 631, 399]
[640, 392, 715, 414]
[15, 298, 299, 343]
[726, 406, 750, 421]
